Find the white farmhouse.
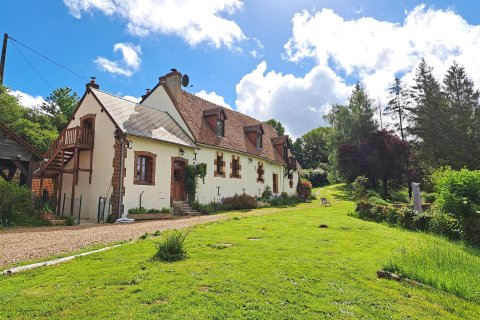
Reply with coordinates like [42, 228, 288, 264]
[35, 70, 299, 222]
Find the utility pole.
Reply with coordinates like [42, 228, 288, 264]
[0, 33, 8, 85]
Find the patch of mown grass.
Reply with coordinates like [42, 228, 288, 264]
[0, 185, 479, 319]
[384, 242, 480, 302]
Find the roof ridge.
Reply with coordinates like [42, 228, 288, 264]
[91, 87, 176, 117]
[181, 89, 280, 136]
[90, 87, 139, 104]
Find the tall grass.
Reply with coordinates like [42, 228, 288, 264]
[154, 230, 188, 262]
[384, 242, 480, 302]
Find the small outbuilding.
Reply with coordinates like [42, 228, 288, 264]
[0, 122, 43, 187]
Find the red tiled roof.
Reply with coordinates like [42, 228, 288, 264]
[171, 88, 287, 164]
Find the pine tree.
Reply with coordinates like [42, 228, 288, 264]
[385, 76, 410, 140]
[408, 58, 448, 166]
[442, 61, 480, 168]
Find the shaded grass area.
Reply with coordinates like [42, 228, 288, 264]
[384, 242, 480, 302]
[0, 185, 479, 319]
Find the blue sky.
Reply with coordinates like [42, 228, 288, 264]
[1, 1, 479, 138]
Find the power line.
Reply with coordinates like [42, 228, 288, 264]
[11, 40, 54, 90]
[8, 35, 87, 81]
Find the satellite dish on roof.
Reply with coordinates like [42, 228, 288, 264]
[181, 74, 190, 87]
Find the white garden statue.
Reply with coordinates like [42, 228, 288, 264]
[411, 182, 422, 212]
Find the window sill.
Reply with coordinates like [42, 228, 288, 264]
[134, 181, 155, 186]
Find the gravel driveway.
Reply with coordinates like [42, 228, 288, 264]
[0, 215, 227, 268]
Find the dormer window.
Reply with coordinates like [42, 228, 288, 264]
[203, 107, 227, 138]
[244, 124, 264, 149]
[283, 142, 288, 160]
[216, 119, 224, 137]
[256, 133, 262, 149]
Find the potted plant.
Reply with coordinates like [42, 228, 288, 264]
[38, 203, 55, 221]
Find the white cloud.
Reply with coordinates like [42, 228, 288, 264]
[123, 95, 141, 103]
[94, 42, 142, 77]
[195, 90, 232, 109]
[235, 61, 351, 138]
[63, 0, 246, 48]
[283, 5, 480, 103]
[10, 90, 45, 108]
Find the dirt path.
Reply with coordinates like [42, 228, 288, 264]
[1, 201, 322, 268]
[0, 215, 227, 268]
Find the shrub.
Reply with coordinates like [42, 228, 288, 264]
[300, 168, 328, 187]
[223, 194, 257, 210]
[423, 193, 436, 204]
[269, 194, 302, 206]
[355, 200, 385, 222]
[429, 208, 462, 240]
[65, 216, 75, 226]
[191, 201, 231, 214]
[432, 167, 480, 217]
[0, 180, 33, 226]
[154, 230, 188, 262]
[128, 207, 148, 214]
[262, 186, 273, 200]
[431, 167, 480, 246]
[297, 178, 312, 201]
[368, 195, 390, 206]
[147, 208, 161, 213]
[412, 211, 432, 231]
[462, 212, 480, 247]
[160, 207, 171, 213]
[352, 175, 368, 202]
[397, 207, 416, 230]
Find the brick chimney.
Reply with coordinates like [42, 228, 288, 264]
[86, 77, 99, 89]
[160, 69, 182, 102]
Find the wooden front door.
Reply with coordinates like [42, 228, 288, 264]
[171, 160, 186, 202]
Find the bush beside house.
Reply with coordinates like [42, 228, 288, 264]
[0, 180, 36, 226]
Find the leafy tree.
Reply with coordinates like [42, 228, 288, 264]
[292, 127, 331, 169]
[264, 119, 285, 136]
[324, 83, 378, 181]
[8, 118, 58, 153]
[0, 85, 26, 125]
[442, 61, 480, 169]
[0, 85, 58, 153]
[408, 58, 448, 166]
[338, 130, 411, 198]
[40, 87, 79, 131]
[385, 76, 410, 140]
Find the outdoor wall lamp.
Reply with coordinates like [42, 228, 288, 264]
[179, 148, 185, 156]
[248, 157, 253, 163]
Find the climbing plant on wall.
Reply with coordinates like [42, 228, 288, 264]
[185, 163, 207, 205]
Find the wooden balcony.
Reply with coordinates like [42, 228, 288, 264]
[44, 126, 94, 160]
[287, 157, 297, 170]
[34, 126, 94, 176]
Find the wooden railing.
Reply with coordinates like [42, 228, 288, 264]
[44, 127, 94, 162]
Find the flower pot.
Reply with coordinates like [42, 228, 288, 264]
[39, 212, 55, 221]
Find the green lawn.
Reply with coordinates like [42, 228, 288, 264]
[1, 185, 480, 319]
